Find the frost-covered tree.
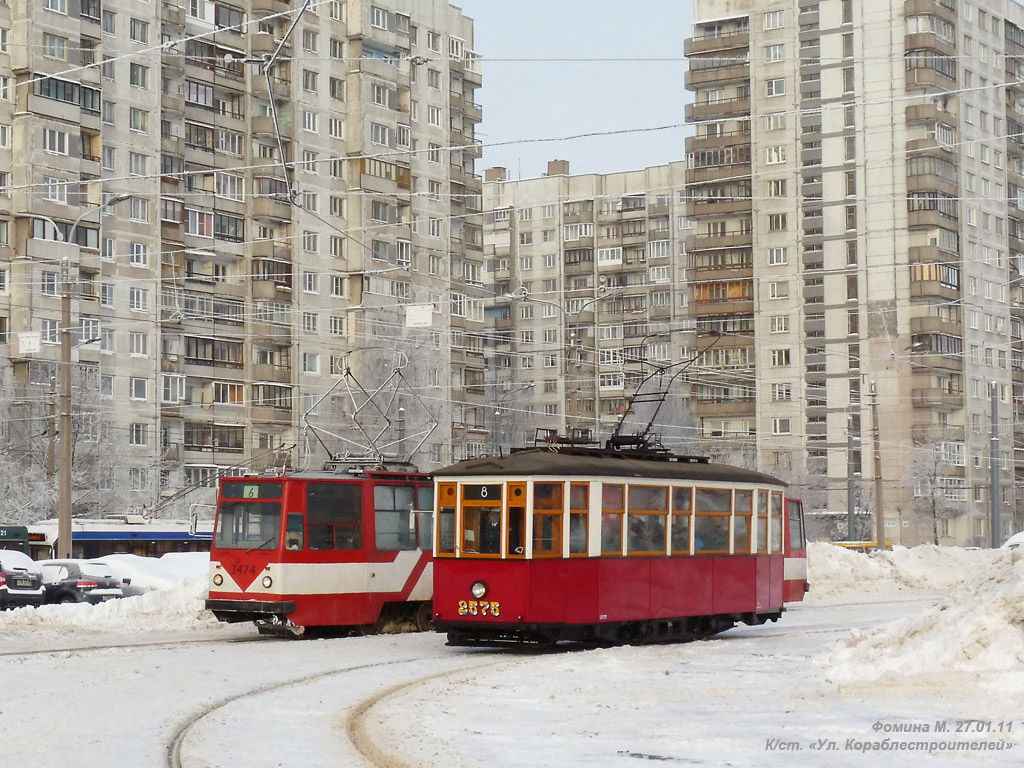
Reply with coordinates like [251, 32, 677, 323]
[907, 438, 971, 545]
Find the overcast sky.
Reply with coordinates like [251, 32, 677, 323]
[452, 1, 695, 179]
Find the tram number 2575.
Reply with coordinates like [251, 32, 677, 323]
[458, 600, 501, 617]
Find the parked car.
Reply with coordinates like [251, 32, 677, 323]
[1002, 531, 1024, 551]
[39, 560, 124, 604]
[0, 549, 45, 609]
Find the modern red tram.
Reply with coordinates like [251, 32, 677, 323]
[432, 446, 808, 645]
[204, 468, 434, 636]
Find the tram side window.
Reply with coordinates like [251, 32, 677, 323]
[532, 482, 563, 557]
[733, 489, 753, 554]
[601, 483, 624, 555]
[770, 491, 784, 552]
[437, 484, 457, 554]
[375, 485, 417, 551]
[568, 483, 588, 555]
[756, 490, 769, 553]
[417, 487, 435, 550]
[215, 501, 282, 550]
[627, 485, 668, 556]
[694, 487, 731, 553]
[787, 499, 805, 550]
[670, 487, 693, 555]
[306, 482, 363, 550]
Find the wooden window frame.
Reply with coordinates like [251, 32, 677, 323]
[626, 484, 668, 556]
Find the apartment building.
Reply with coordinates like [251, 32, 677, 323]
[482, 160, 694, 454]
[687, 0, 1024, 545]
[0, 0, 484, 518]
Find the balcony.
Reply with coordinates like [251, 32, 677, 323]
[912, 387, 963, 411]
[684, 32, 750, 58]
[685, 97, 750, 122]
[251, 196, 293, 222]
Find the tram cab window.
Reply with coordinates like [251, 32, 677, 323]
[417, 487, 434, 551]
[437, 484, 457, 554]
[306, 482, 362, 550]
[285, 513, 304, 551]
[215, 501, 282, 550]
[787, 499, 805, 549]
[733, 490, 753, 554]
[508, 483, 526, 556]
[374, 485, 418, 551]
[532, 482, 563, 557]
[460, 484, 503, 556]
[601, 483, 624, 555]
[671, 487, 693, 554]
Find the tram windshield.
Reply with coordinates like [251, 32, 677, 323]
[215, 501, 283, 550]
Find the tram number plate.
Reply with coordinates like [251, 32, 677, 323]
[228, 563, 260, 579]
[458, 600, 500, 617]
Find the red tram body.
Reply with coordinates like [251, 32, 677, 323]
[432, 447, 808, 645]
[205, 469, 434, 636]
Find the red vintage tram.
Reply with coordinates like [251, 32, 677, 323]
[432, 445, 808, 645]
[204, 465, 435, 636]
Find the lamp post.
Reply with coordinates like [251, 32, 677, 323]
[52, 195, 132, 558]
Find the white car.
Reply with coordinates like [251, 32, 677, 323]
[1002, 531, 1024, 550]
[0, 549, 45, 609]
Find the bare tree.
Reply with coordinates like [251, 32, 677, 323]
[907, 438, 971, 545]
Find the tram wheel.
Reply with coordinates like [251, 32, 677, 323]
[357, 619, 384, 636]
[413, 602, 434, 632]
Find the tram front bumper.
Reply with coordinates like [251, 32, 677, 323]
[205, 598, 296, 623]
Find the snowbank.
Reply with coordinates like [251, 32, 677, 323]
[814, 544, 1024, 691]
[805, 541, 1007, 599]
[0, 577, 220, 633]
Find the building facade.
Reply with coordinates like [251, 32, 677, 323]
[687, 0, 1024, 545]
[0, 0, 484, 519]
[482, 160, 696, 455]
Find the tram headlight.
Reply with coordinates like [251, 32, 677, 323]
[212, 574, 223, 586]
[471, 581, 488, 599]
[261, 576, 273, 589]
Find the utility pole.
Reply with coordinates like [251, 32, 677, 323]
[870, 382, 887, 549]
[47, 376, 57, 476]
[847, 415, 858, 540]
[58, 259, 72, 558]
[990, 381, 1002, 548]
[50, 194, 132, 560]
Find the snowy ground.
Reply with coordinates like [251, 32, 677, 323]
[0, 544, 1021, 767]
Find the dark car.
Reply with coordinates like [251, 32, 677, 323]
[39, 560, 125, 604]
[0, 549, 45, 609]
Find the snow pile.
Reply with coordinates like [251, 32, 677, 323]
[93, 552, 207, 594]
[806, 541, 1005, 599]
[0, 577, 220, 633]
[817, 551, 1024, 689]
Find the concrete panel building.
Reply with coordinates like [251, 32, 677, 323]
[0, 0, 484, 519]
[687, 0, 1024, 545]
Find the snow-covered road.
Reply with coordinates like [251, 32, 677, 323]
[0, 544, 1021, 767]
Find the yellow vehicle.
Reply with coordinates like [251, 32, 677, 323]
[830, 540, 892, 553]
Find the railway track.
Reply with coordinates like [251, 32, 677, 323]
[167, 653, 500, 768]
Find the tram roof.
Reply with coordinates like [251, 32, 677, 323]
[434, 448, 786, 487]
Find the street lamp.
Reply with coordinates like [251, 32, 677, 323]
[53, 194, 132, 558]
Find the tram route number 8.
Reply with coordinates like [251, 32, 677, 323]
[463, 485, 502, 501]
[458, 600, 501, 617]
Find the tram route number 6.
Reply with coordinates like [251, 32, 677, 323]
[458, 600, 500, 617]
